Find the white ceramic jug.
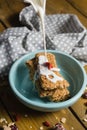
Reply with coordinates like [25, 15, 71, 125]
[23, 0, 46, 14]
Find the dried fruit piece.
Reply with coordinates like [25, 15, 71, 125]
[42, 121, 50, 127]
[0, 118, 18, 130]
[44, 62, 53, 69]
[10, 124, 18, 130]
[82, 92, 87, 99]
[53, 123, 66, 130]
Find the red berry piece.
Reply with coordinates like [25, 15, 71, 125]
[10, 124, 18, 130]
[82, 92, 87, 99]
[43, 121, 50, 127]
[44, 62, 53, 69]
[53, 123, 66, 130]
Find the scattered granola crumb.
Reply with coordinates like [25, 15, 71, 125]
[0, 118, 18, 130]
[39, 126, 44, 130]
[3, 125, 11, 130]
[29, 125, 32, 129]
[0, 118, 8, 124]
[83, 118, 87, 122]
[24, 114, 28, 118]
[83, 114, 87, 122]
[55, 117, 58, 120]
[60, 117, 66, 124]
[71, 126, 74, 130]
[52, 123, 66, 130]
[8, 123, 15, 127]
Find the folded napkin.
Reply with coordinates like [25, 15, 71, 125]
[0, 5, 87, 81]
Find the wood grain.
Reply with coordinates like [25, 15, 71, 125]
[46, 0, 87, 28]
[0, 20, 7, 32]
[0, 0, 26, 27]
[66, 0, 87, 17]
[0, 101, 12, 123]
[70, 66, 87, 129]
[0, 87, 85, 130]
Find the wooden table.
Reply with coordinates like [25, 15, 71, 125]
[0, 0, 87, 130]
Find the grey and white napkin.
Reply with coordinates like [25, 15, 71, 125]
[0, 5, 87, 81]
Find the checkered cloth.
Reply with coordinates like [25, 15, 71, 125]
[0, 5, 87, 81]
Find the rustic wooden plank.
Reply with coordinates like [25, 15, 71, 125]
[0, 86, 85, 130]
[66, 0, 87, 17]
[70, 67, 87, 129]
[70, 97, 87, 129]
[0, 20, 7, 32]
[46, 0, 87, 28]
[0, 0, 87, 28]
[0, 0, 26, 27]
[0, 99, 19, 129]
[0, 101, 12, 124]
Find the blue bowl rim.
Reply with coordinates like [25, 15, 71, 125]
[9, 50, 87, 110]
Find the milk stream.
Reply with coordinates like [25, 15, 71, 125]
[24, 0, 63, 82]
[23, 0, 47, 56]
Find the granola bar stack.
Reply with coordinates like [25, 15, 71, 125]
[26, 52, 70, 102]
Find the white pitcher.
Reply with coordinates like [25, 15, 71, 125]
[23, 0, 46, 15]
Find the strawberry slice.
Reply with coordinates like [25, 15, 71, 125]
[44, 62, 53, 69]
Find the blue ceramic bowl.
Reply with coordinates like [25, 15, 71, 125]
[9, 50, 87, 112]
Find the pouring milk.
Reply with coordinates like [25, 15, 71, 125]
[23, 0, 47, 56]
[23, 1, 63, 83]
